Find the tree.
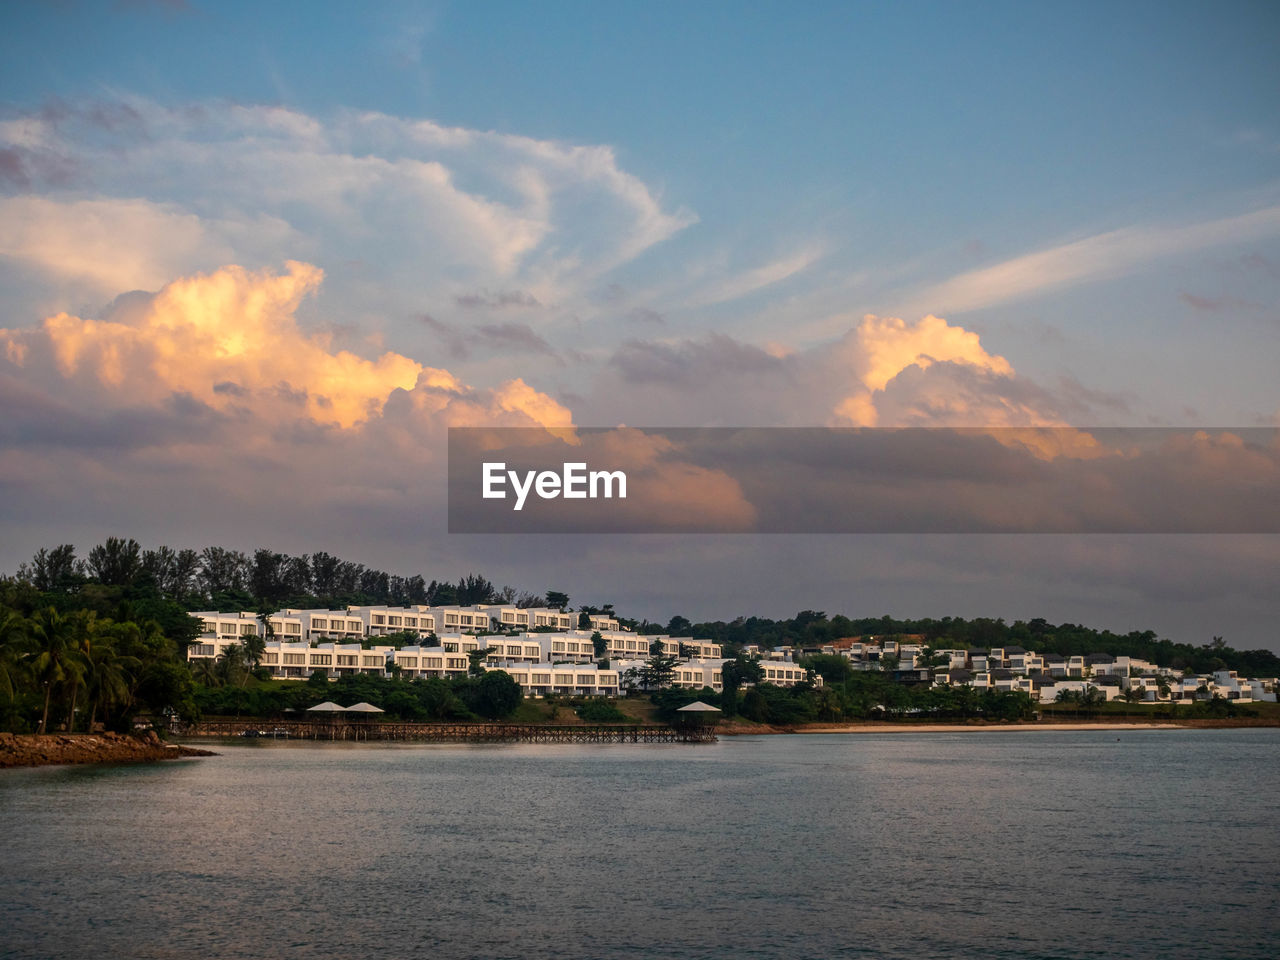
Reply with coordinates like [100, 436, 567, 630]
[0, 610, 29, 702]
[251, 550, 290, 607]
[637, 638, 678, 691]
[466, 670, 522, 719]
[545, 590, 569, 612]
[590, 631, 607, 659]
[84, 624, 139, 731]
[720, 656, 763, 717]
[24, 544, 84, 592]
[467, 647, 494, 677]
[666, 615, 692, 635]
[216, 642, 247, 687]
[191, 656, 220, 687]
[27, 607, 80, 733]
[239, 631, 267, 687]
[60, 612, 96, 731]
[578, 611, 592, 630]
[200, 547, 250, 597]
[455, 574, 496, 606]
[87, 537, 143, 587]
[802, 653, 852, 685]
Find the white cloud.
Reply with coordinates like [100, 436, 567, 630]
[0, 98, 697, 321]
[687, 246, 825, 307]
[908, 205, 1280, 315]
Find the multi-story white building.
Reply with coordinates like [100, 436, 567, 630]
[501, 664, 621, 697]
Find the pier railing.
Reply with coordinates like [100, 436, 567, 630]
[177, 718, 717, 743]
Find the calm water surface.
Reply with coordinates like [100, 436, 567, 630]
[2, 729, 1277, 960]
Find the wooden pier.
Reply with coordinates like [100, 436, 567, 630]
[178, 718, 717, 744]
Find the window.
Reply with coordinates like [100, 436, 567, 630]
[191, 644, 215, 657]
[262, 653, 278, 664]
[338, 655, 358, 666]
[285, 623, 301, 635]
[241, 624, 256, 636]
[373, 615, 386, 625]
[388, 616, 402, 626]
[283, 654, 305, 665]
[313, 618, 328, 629]
[311, 655, 332, 666]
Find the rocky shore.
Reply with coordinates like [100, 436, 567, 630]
[0, 731, 216, 769]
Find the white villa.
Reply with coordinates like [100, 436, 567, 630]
[187, 609, 1271, 706]
[187, 604, 748, 698]
[820, 637, 1278, 705]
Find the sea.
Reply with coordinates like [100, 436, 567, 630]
[1, 728, 1277, 960]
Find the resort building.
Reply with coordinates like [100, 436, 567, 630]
[187, 613, 1274, 707]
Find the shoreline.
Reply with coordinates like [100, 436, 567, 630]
[718, 718, 1278, 735]
[0, 732, 217, 770]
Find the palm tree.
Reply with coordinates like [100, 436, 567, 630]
[0, 610, 29, 703]
[28, 607, 77, 733]
[216, 642, 245, 687]
[84, 623, 140, 731]
[191, 656, 220, 687]
[61, 611, 94, 731]
[239, 632, 266, 688]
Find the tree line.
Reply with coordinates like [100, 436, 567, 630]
[12, 538, 563, 614]
[3, 536, 1275, 733]
[676, 611, 1279, 678]
[195, 669, 524, 723]
[650, 657, 1040, 725]
[0, 600, 197, 734]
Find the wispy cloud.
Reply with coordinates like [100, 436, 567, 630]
[909, 206, 1280, 315]
[686, 246, 825, 307]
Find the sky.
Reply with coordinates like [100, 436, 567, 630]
[1, 1, 1278, 649]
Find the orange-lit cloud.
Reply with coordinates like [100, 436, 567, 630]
[831, 313, 1014, 426]
[0, 261, 572, 432]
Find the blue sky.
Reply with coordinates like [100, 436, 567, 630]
[1, 1, 1278, 646]
[8, 0, 1275, 415]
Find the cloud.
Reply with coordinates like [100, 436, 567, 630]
[0, 97, 696, 323]
[0, 196, 296, 294]
[587, 313, 1118, 434]
[688, 246, 825, 307]
[610, 333, 788, 386]
[455, 290, 542, 310]
[910, 206, 1280, 315]
[0, 261, 571, 432]
[624, 307, 664, 325]
[828, 313, 1014, 426]
[420, 315, 559, 361]
[1178, 291, 1265, 312]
